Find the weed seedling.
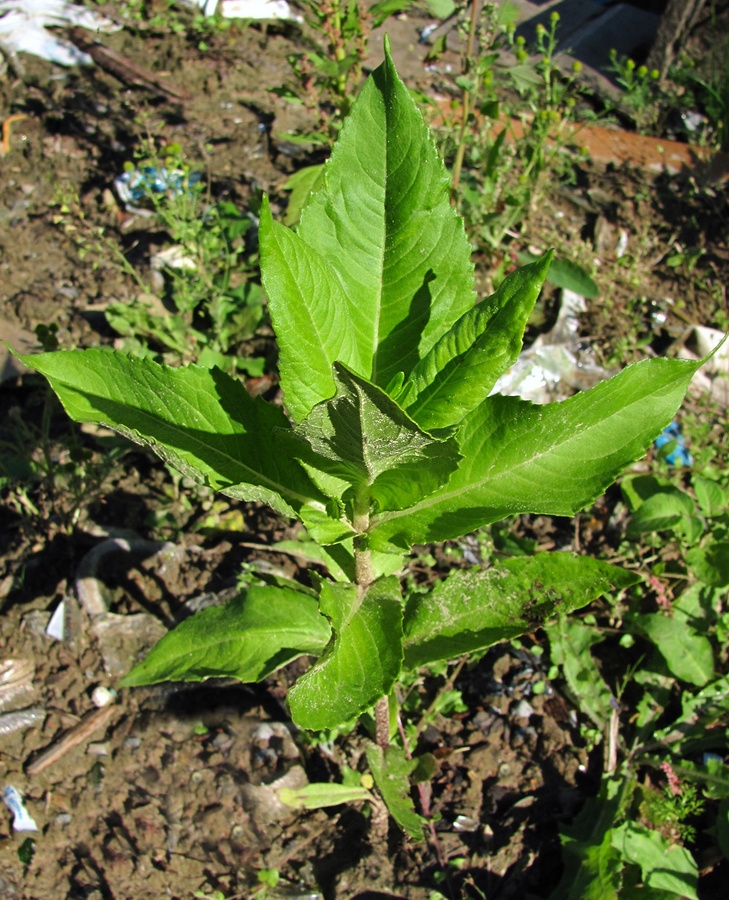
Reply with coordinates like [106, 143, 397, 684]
[443, 6, 586, 253]
[18, 42, 719, 840]
[546, 416, 729, 898]
[109, 141, 265, 375]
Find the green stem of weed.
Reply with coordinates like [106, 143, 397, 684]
[353, 489, 373, 591]
[352, 489, 389, 748]
[330, 0, 349, 103]
[451, 0, 481, 195]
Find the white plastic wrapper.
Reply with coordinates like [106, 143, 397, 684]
[678, 324, 729, 409]
[180, 0, 300, 20]
[3, 786, 38, 832]
[0, 0, 119, 66]
[492, 288, 611, 404]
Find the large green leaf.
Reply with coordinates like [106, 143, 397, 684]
[292, 39, 475, 392]
[625, 488, 696, 539]
[547, 615, 616, 731]
[119, 585, 331, 686]
[259, 198, 367, 422]
[18, 349, 332, 524]
[403, 554, 638, 669]
[611, 823, 699, 899]
[549, 777, 625, 900]
[291, 363, 461, 512]
[288, 577, 403, 730]
[365, 743, 425, 841]
[400, 252, 552, 430]
[636, 612, 714, 687]
[686, 541, 729, 586]
[370, 355, 703, 550]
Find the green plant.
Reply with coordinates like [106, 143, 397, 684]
[544, 423, 729, 897]
[17, 43, 717, 838]
[0, 327, 126, 535]
[278, 0, 411, 225]
[607, 50, 662, 133]
[608, 40, 729, 151]
[667, 39, 729, 151]
[51, 186, 148, 291]
[106, 141, 265, 375]
[443, 5, 586, 252]
[116, 0, 237, 49]
[276, 0, 411, 141]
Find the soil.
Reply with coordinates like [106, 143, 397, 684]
[0, 4, 728, 899]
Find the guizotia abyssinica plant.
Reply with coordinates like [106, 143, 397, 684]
[18, 41, 714, 838]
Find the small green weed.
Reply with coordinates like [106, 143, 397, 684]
[275, 0, 411, 141]
[607, 50, 662, 133]
[109, 141, 265, 375]
[53, 143, 266, 375]
[0, 327, 126, 535]
[545, 415, 729, 898]
[116, 0, 237, 50]
[608, 41, 729, 151]
[278, 0, 412, 225]
[673, 44, 729, 151]
[442, 5, 586, 253]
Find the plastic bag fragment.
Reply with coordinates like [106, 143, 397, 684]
[0, 0, 119, 66]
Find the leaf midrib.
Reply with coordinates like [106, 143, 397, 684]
[65, 383, 322, 509]
[372, 383, 675, 533]
[275, 226, 341, 375]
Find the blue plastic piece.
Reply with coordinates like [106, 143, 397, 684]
[114, 167, 202, 205]
[654, 421, 692, 467]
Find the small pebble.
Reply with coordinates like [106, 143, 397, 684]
[453, 814, 479, 833]
[87, 742, 109, 757]
[512, 699, 534, 720]
[252, 722, 274, 743]
[91, 686, 115, 708]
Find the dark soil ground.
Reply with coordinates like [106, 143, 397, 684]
[0, 4, 728, 899]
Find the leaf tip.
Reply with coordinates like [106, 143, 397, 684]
[260, 192, 272, 225]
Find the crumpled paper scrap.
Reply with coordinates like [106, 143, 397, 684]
[0, 0, 119, 66]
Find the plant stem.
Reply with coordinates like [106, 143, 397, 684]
[374, 696, 390, 750]
[330, 0, 349, 104]
[451, 0, 482, 194]
[353, 489, 373, 592]
[353, 488, 389, 748]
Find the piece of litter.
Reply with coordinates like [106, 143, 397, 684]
[419, 23, 439, 43]
[0, 708, 46, 736]
[654, 421, 692, 467]
[492, 288, 612, 404]
[0, 0, 119, 67]
[0, 658, 36, 712]
[3, 786, 38, 832]
[113, 167, 202, 207]
[453, 814, 479, 833]
[512, 699, 535, 720]
[91, 686, 116, 708]
[179, 0, 301, 20]
[87, 742, 109, 757]
[46, 600, 65, 640]
[151, 245, 197, 272]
